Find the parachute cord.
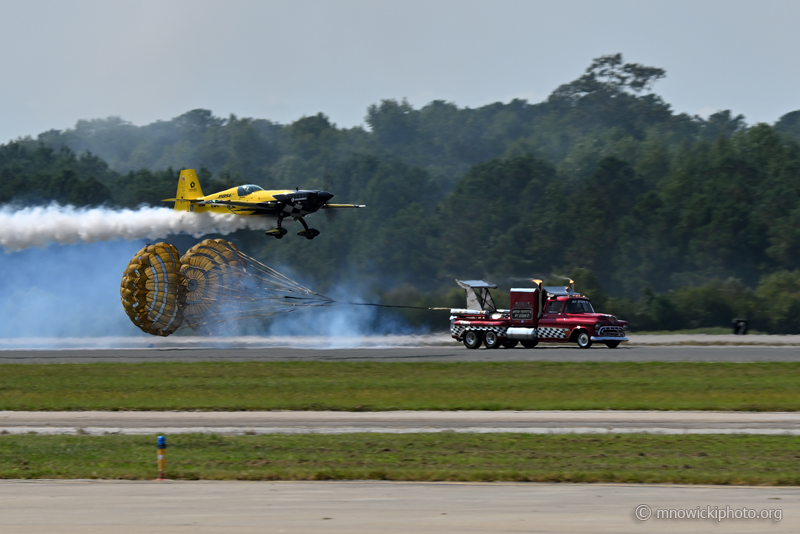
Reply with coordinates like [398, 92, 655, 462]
[336, 301, 451, 311]
[176, 248, 449, 335]
[178, 301, 449, 332]
[236, 251, 318, 294]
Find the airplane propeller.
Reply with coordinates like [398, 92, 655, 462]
[322, 173, 338, 222]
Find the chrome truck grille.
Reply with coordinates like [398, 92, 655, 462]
[598, 326, 626, 337]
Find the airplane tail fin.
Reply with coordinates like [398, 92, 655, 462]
[167, 169, 205, 212]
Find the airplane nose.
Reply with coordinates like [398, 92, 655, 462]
[317, 191, 334, 204]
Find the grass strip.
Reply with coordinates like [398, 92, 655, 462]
[2, 361, 800, 411]
[1, 362, 800, 411]
[1, 433, 799, 485]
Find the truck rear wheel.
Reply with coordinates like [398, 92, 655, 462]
[463, 330, 484, 350]
[576, 330, 592, 349]
[483, 331, 501, 349]
[520, 340, 538, 349]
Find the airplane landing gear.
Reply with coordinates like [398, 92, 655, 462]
[266, 216, 289, 239]
[265, 228, 288, 238]
[297, 229, 320, 239]
[295, 217, 320, 240]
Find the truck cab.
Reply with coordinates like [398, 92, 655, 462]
[536, 287, 628, 348]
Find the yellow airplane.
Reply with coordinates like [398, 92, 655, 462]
[163, 169, 365, 239]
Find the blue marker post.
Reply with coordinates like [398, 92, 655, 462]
[156, 435, 167, 480]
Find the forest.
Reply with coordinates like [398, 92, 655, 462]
[3, 54, 800, 333]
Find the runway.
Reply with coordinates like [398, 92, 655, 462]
[3, 410, 800, 435]
[1, 344, 800, 363]
[0, 480, 793, 533]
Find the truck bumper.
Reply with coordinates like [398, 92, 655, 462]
[590, 336, 629, 342]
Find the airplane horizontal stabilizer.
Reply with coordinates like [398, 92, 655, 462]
[321, 204, 366, 209]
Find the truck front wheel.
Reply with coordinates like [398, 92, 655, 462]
[576, 330, 592, 349]
[463, 330, 484, 350]
[520, 340, 538, 349]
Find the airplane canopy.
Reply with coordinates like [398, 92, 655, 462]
[237, 185, 264, 196]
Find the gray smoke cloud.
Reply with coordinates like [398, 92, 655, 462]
[0, 204, 275, 252]
[0, 205, 433, 348]
[260, 285, 422, 347]
[0, 239, 428, 348]
[0, 240, 147, 339]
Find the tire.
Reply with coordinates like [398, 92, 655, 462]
[484, 331, 501, 349]
[501, 339, 519, 349]
[605, 341, 620, 349]
[463, 330, 484, 350]
[576, 330, 592, 349]
[520, 339, 538, 349]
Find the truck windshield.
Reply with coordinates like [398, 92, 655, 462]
[564, 300, 595, 314]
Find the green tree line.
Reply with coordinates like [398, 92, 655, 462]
[3, 54, 800, 332]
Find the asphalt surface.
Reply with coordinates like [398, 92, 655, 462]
[1, 345, 800, 363]
[0, 481, 793, 533]
[1, 343, 796, 533]
[3, 410, 800, 435]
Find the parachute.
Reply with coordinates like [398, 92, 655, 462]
[120, 239, 332, 336]
[180, 239, 248, 335]
[120, 242, 185, 337]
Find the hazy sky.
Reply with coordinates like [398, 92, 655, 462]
[1, 0, 799, 143]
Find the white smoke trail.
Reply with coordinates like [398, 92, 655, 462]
[0, 204, 276, 252]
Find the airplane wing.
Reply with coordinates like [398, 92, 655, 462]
[163, 198, 279, 209]
[321, 204, 366, 209]
[195, 199, 279, 208]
